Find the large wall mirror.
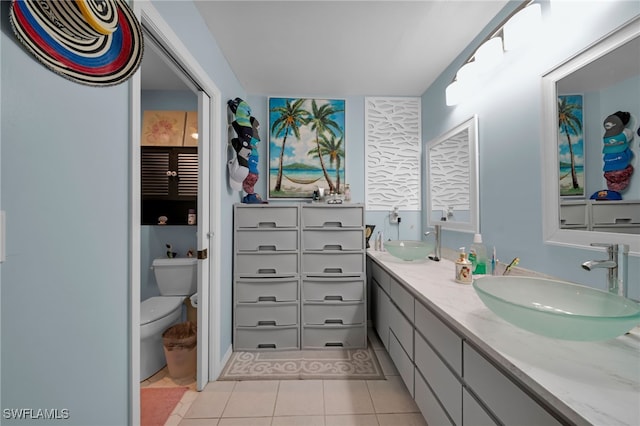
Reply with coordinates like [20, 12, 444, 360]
[426, 115, 479, 233]
[542, 16, 640, 255]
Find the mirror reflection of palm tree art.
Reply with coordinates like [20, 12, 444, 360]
[269, 98, 345, 199]
[558, 94, 584, 197]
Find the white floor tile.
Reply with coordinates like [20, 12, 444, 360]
[274, 380, 324, 416]
[324, 380, 375, 415]
[222, 381, 279, 418]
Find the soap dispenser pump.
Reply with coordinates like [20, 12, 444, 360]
[455, 247, 473, 284]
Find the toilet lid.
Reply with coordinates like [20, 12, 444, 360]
[141, 296, 184, 325]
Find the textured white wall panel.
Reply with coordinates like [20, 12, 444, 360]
[365, 97, 421, 211]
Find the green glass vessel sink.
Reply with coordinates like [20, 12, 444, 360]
[385, 240, 434, 261]
[473, 276, 640, 341]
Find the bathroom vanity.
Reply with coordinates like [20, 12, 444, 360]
[367, 251, 640, 426]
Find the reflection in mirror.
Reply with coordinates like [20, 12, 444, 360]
[542, 17, 640, 255]
[426, 115, 479, 233]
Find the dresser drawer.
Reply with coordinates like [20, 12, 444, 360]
[370, 261, 390, 293]
[415, 331, 461, 425]
[302, 325, 366, 349]
[235, 252, 298, 276]
[463, 342, 561, 425]
[235, 326, 299, 351]
[235, 302, 299, 327]
[302, 229, 364, 251]
[303, 302, 364, 326]
[302, 252, 364, 274]
[389, 278, 414, 322]
[302, 205, 363, 228]
[415, 301, 462, 376]
[235, 206, 298, 228]
[236, 229, 298, 252]
[302, 276, 364, 302]
[235, 277, 298, 303]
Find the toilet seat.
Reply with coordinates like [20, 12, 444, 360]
[141, 296, 184, 325]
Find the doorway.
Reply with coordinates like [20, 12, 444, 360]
[130, 2, 223, 424]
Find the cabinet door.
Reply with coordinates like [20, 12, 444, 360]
[141, 148, 171, 198]
[141, 147, 197, 200]
[375, 283, 390, 350]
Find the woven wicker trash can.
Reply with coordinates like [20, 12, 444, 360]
[162, 321, 197, 379]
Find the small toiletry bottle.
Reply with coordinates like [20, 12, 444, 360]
[188, 209, 196, 225]
[344, 184, 351, 202]
[455, 247, 473, 284]
[470, 233, 488, 275]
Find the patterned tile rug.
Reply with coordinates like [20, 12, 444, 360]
[218, 342, 385, 381]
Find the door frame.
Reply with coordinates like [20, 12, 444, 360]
[129, 2, 223, 424]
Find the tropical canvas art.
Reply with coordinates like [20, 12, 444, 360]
[268, 98, 345, 199]
[558, 94, 585, 197]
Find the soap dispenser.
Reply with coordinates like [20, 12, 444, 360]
[455, 247, 473, 284]
[469, 233, 488, 275]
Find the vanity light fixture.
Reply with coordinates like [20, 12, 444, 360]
[445, 0, 542, 106]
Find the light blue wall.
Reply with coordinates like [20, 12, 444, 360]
[1, 0, 244, 423]
[422, 1, 640, 299]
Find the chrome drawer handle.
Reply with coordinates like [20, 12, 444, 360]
[324, 295, 343, 301]
[258, 245, 277, 251]
[258, 296, 277, 302]
[323, 244, 342, 250]
[258, 268, 276, 274]
[325, 342, 343, 347]
[257, 222, 276, 228]
[325, 319, 343, 324]
[323, 221, 342, 227]
[324, 268, 343, 273]
[257, 320, 276, 326]
[257, 343, 276, 349]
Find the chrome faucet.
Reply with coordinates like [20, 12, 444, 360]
[581, 243, 629, 297]
[425, 225, 441, 261]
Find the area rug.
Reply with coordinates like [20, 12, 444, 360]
[218, 342, 385, 381]
[140, 386, 188, 426]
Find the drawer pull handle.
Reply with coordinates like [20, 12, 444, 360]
[325, 342, 344, 347]
[323, 221, 342, 227]
[324, 244, 342, 250]
[258, 268, 277, 274]
[324, 295, 343, 301]
[258, 245, 277, 251]
[258, 222, 276, 228]
[325, 319, 343, 324]
[257, 343, 276, 349]
[258, 320, 276, 326]
[258, 296, 277, 302]
[614, 218, 632, 223]
[324, 268, 343, 273]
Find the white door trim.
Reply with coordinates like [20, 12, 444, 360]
[130, 1, 223, 424]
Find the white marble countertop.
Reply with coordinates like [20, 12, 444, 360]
[367, 250, 640, 426]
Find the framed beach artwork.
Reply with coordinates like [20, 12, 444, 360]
[557, 94, 584, 197]
[268, 97, 346, 199]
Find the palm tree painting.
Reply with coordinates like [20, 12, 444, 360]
[558, 94, 584, 197]
[268, 98, 345, 199]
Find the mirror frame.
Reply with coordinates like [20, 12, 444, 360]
[541, 16, 640, 256]
[426, 115, 479, 233]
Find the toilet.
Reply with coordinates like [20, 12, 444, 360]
[140, 257, 197, 381]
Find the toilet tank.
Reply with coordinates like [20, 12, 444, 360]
[152, 258, 198, 296]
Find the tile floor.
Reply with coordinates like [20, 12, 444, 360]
[158, 331, 426, 426]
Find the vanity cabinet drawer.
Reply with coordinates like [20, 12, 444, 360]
[374, 283, 391, 350]
[302, 252, 364, 274]
[463, 388, 498, 426]
[302, 276, 364, 302]
[302, 229, 364, 251]
[390, 278, 414, 322]
[235, 229, 298, 252]
[591, 201, 640, 225]
[415, 370, 453, 426]
[463, 342, 561, 426]
[415, 301, 462, 376]
[301, 205, 364, 228]
[235, 252, 298, 276]
[415, 331, 461, 425]
[303, 302, 364, 325]
[235, 205, 298, 229]
[235, 326, 299, 351]
[370, 261, 390, 293]
[235, 277, 298, 303]
[235, 302, 298, 327]
[302, 324, 366, 349]
[389, 301, 413, 359]
[389, 331, 414, 397]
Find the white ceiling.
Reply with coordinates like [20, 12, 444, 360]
[142, 0, 511, 96]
